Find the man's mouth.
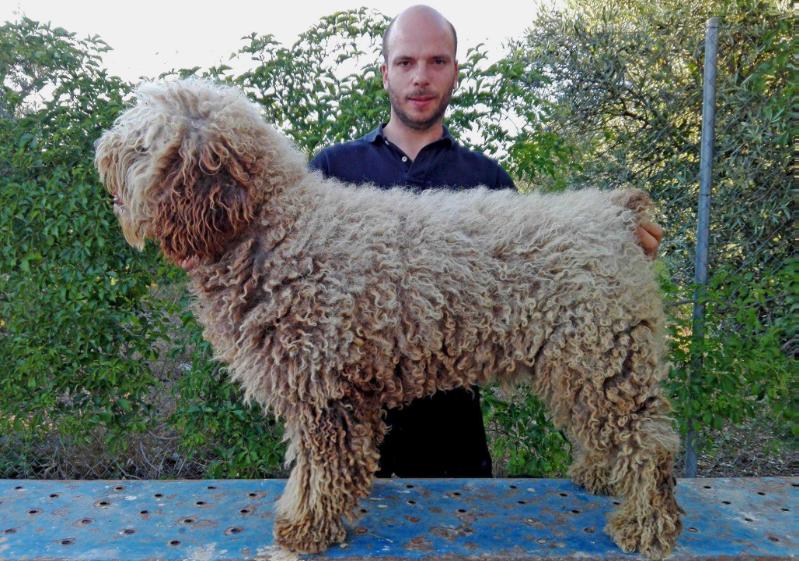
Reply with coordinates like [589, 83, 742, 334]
[408, 95, 435, 108]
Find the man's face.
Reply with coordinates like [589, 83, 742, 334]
[381, 18, 458, 131]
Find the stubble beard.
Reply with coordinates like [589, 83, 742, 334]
[388, 85, 453, 132]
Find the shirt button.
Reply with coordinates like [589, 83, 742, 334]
[402, 156, 408, 162]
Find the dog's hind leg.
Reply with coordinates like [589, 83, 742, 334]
[531, 320, 681, 559]
[603, 395, 681, 560]
[273, 400, 383, 554]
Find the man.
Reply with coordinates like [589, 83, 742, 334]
[310, 5, 662, 478]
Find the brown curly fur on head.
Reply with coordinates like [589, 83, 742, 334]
[95, 79, 681, 560]
[94, 79, 305, 266]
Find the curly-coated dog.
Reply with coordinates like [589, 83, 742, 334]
[95, 80, 681, 559]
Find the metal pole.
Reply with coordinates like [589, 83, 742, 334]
[685, 16, 719, 478]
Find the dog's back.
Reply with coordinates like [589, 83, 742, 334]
[273, 179, 662, 399]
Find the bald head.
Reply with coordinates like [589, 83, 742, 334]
[382, 5, 458, 64]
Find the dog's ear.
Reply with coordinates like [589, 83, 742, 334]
[153, 133, 257, 266]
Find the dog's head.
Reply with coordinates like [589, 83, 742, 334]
[95, 80, 302, 268]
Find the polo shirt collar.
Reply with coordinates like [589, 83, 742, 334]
[365, 123, 455, 147]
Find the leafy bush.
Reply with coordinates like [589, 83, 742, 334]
[0, 18, 168, 473]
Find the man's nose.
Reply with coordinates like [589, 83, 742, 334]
[411, 63, 431, 86]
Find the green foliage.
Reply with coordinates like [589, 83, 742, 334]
[511, 0, 796, 452]
[664, 259, 797, 438]
[167, 304, 286, 478]
[0, 18, 169, 468]
[231, 9, 390, 153]
[482, 388, 571, 476]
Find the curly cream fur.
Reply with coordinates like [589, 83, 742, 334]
[95, 79, 681, 559]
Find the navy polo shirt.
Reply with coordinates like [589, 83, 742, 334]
[309, 124, 515, 191]
[309, 124, 515, 478]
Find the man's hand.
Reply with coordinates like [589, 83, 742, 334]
[635, 221, 663, 260]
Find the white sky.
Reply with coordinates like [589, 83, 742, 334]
[2, 1, 553, 82]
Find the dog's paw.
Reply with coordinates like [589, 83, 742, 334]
[273, 515, 346, 554]
[606, 504, 680, 560]
[569, 461, 614, 496]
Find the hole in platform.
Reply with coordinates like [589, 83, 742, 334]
[140, 510, 149, 515]
[225, 527, 243, 536]
[96, 501, 110, 508]
[405, 484, 414, 489]
[457, 508, 467, 513]
[451, 491, 461, 497]
[559, 492, 568, 497]
[28, 509, 41, 515]
[745, 517, 753, 522]
[584, 527, 595, 534]
[722, 500, 731, 505]
[123, 528, 135, 535]
[407, 500, 416, 505]
[248, 492, 258, 498]
[612, 501, 621, 506]
[169, 540, 181, 546]
[61, 539, 75, 546]
[360, 508, 368, 514]
[154, 493, 164, 499]
[240, 508, 252, 515]
[196, 501, 207, 506]
[688, 527, 698, 533]
[79, 519, 93, 525]
[510, 484, 517, 489]
[114, 486, 125, 491]
[14, 486, 23, 491]
[769, 536, 780, 542]
[49, 493, 60, 498]
[571, 509, 581, 514]
[4, 528, 17, 534]
[757, 491, 766, 496]
[703, 485, 711, 489]
[781, 507, 790, 512]
[183, 518, 196, 524]
[518, 500, 527, 505]
[208, 485, 217, 490]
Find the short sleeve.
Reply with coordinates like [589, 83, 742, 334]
[495, 165, 516, 191]
[308, 149, 329, 177]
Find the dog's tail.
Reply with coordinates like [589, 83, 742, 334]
[610, 188, 652, 226]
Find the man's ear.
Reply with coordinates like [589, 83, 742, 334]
[152, 136, 256, 266]
[380, 63, 389, 90]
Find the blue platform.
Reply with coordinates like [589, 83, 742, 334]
[0, 477, 796, 560]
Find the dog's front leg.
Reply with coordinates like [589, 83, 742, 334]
[273, 401, 382, 553]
